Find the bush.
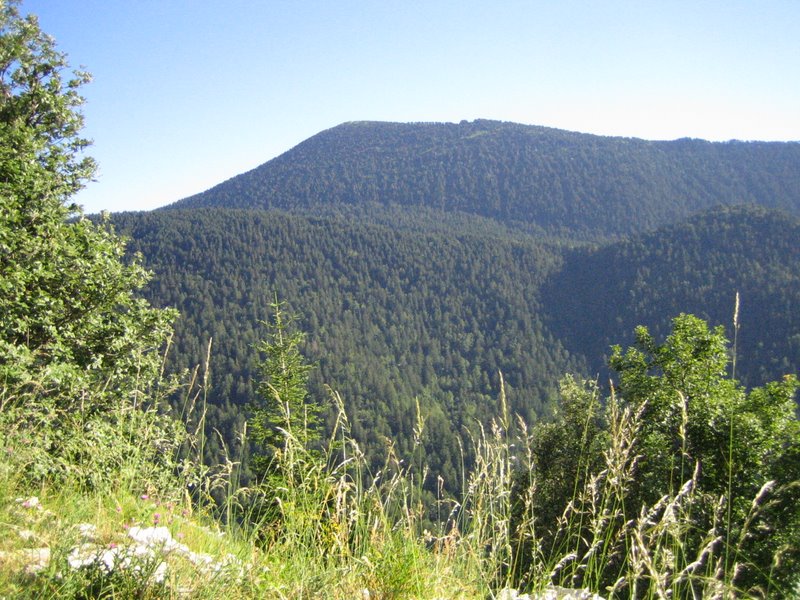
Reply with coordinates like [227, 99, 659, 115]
[517, 315, 800, 597]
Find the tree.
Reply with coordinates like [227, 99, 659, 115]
[527, 376, 608, 541]
[248, 297, 318, 480]
[0, 0, 176, 472]
[609, 315, 799, 504]
[609, 314, 800, 596]
[514, 315, 799, 596]
[0, 1, 94, 201]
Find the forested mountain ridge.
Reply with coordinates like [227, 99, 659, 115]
[6, 2, 799, 591]
[114, 202, 800, 482]
[115, 121, 800, 486]
[168, 120, 800, 239]
[541, 204, 800, 387]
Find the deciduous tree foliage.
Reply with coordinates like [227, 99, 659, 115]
[525, 316, 799, 596]
[609, 315, 800, 595]
[0, 0, 174, 413]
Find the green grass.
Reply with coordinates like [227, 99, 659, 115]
[1, 370, 797, 598]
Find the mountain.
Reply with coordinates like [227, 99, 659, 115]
[168, 120, 800, 239]
[541, 204, 800, 387]
[112, 121, 800, 485]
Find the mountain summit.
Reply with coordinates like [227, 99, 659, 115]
[167, 120, 800, 238]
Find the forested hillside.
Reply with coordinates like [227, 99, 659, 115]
[114, 208, 581, 481]
[114, 200, 800, 485]
[110, 120, 800, 488]
[169, 120, 800, 239]
[541, 204, 800, 386]
[6, 3, 799, 594]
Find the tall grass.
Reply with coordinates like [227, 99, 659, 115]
[217, 368, 797, 598]
[2, 350, 796, 597]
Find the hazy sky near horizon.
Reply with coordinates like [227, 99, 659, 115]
[23, 0, 800, 214]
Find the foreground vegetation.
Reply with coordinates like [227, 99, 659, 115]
[2, 2, 798, 597]
[2, 315, 798, 598]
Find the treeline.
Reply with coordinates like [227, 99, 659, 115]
[170, 120, 800, 239]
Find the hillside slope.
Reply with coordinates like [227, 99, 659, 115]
[114, 208, 580, 481]
[541, 204, 800, 386]
[114, 203, 800, 481]
[168, 120, 800, 239]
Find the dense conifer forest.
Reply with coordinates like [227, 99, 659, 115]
[114, 208, 580, 479]
[109, 122, 800, 483]
[542, 204, 800, 386]
[170, 120, 800, 238]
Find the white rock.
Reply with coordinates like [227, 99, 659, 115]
[533, 586, 605, 600]
[67, 543, 103, 570]
[151, 560, 168, 584]
[498, 587, 604, 600]
[74, 523, 98, 541]
[15, 496, 41, 509]
[186, 550, 215, 567]
[497, 589, 531, 600]
[21, 547, 51, 574]
[127, 526, 187, 554]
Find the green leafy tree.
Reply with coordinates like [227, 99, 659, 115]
[0, 1, 176, 482]
[610, 315, 799, 507]
[527, 376, 608, 541]
[513, 315, 799, 596]
[609, 314, 800, 595]
[248, 297, 318, 480]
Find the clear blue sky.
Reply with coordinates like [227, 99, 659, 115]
[23, 0, 800, 214]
